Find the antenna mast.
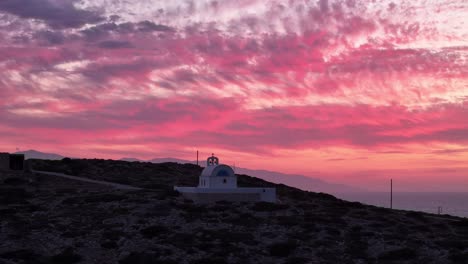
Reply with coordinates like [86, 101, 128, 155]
[390, 179, 393, 209]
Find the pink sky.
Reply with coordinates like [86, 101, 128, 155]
[0, 0, 467, 191]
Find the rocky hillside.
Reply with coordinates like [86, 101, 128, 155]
[0, 159, 467, 264]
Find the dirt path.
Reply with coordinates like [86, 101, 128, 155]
[32, 170, 142, 190]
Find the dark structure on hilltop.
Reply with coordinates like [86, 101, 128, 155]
[0, 152, 25, 171]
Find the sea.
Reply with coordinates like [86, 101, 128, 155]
[334, 192, 468, 218]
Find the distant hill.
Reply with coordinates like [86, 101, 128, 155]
[120, 157, 362, 193]
[148, 157, 195, 164]
[120, 157, 144, 162]
[14, 150, 64, 160]
[235, 167, 363, 193]
[11, 150, 360, 193]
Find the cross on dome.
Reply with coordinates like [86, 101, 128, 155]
[207, 154, 219, 166]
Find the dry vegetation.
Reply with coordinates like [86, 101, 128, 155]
[0, 159, 467, 264]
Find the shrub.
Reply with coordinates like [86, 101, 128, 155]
[0, 208, 15, 215]
[432, 222, 447, 229]
[155, 259, 178, 264]
[289, 231, 310, 242]
[176, 202, 208, 214]
[351, 209, 369, 217]
[3, 177, 28, 186]
[412, 224, 431, 232]
[169, 232, 195, 248]
[448, 250, 468, 263]
[0, 188, 31, 204]
[276, 216, 300, 227]
[213, 230, 255, 244]
[301, 222, 318, 232]
[62, 157, 72, 163]
[61, 229, 87, 238]
[282, 189, 309, 200]
[224, 213, 260, 227]
[453, 219, 468, 227]
[378, 248, 418, 261]
[190, 257, 227, 264]
[102, 230, 124, 241]
[435, 239, 467, 250]
[251, 202, 289, 212]
[0, 249, 41, 262]
[68, 160, 89, 175]
[268, 240, 298, 257]
[325, 226, 341, 236]
[210, 204, 231, 212]
[140, 225, 169, 239]
[50, 248, 82, 264]
[61, 196, 83, 205]
[285, 257, 310, 264]
[162, 189, 181, 197]
[54, 188, 77, 195]
[347, 201, 365, 208]
[405, 211, 428, 222]
[344, 227, 369, 260]
[345, 239, 368, 260]
[145, 203, 172, 217]
[316, 249, 341, 262]
[83, 193, 127, 203]
[215, 200, 233, 206]
[119, 252, 159, 264]
[101, 241, 118, 249]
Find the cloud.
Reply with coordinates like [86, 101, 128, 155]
[0, 0, 467, 190]
[136, 21, 174, 32]
[3, 95, 468, 154]
[98, 40, 133, 49]
[80, 21, 174, 41]
[34, 30, 65, 45]
[0, 0, 104, 29]
[79, 58, 177, 82]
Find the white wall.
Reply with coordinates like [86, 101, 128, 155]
[174, 186, 277, 203]
[199, 175, 237, 189]
[259, 188, 276, 203]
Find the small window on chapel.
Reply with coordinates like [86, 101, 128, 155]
[223, 179, 227, 184]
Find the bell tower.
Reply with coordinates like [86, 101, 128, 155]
[207, 154, 219, 166]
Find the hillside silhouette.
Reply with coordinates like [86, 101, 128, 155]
[0, 158, 466, 264]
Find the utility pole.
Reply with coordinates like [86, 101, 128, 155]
[390, 179, 393, 209]
[196, 150, 199, 166]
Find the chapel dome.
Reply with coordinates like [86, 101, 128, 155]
[201, 164, 235, 177]
[200, 154, 235, 177]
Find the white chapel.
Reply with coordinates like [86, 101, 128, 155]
[175, 154, 276, 203]
[199, 155, 237, 188]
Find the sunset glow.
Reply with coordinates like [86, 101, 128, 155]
[0, 0, 467, 191]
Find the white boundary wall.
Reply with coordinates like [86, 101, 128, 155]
[174, 187, 276, 203]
